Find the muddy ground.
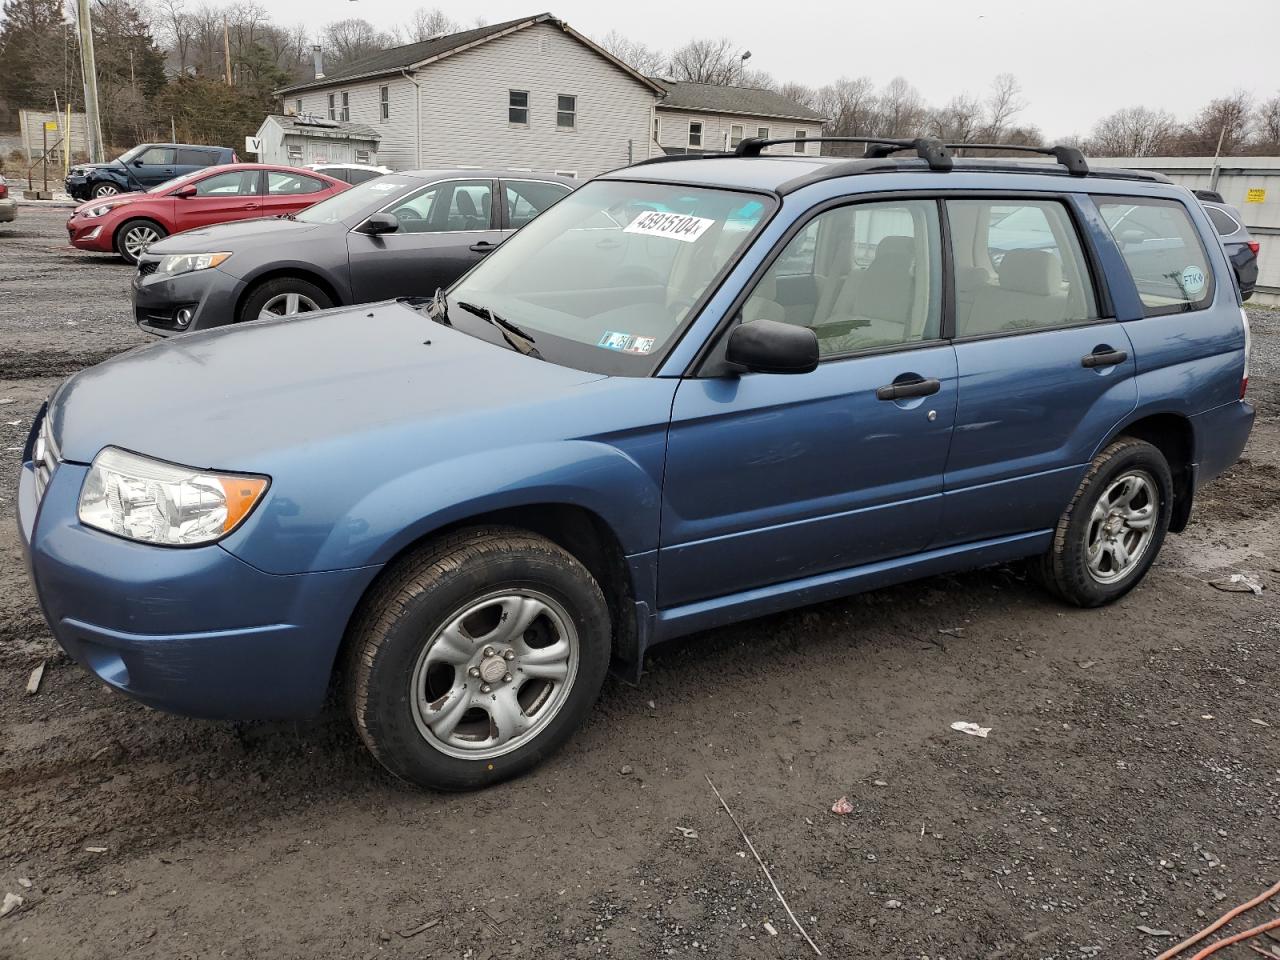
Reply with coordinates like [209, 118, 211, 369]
[1, 205, 1278, 960]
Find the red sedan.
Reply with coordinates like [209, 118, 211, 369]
[67, 163, 350, 264]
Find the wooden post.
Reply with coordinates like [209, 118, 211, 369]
[224, 18, 233, 86]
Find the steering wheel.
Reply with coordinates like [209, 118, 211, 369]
[396, 208, 424, 221]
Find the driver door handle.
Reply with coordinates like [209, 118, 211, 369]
[1081, 347, 1128, 368]
[469, 241, 497, 254]
[876, 377, 941, 401]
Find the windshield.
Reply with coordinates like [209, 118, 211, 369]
[446, 180, 772, 375]
[295, 175, 416, 224]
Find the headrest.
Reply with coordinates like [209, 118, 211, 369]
[875, 235, 915, 260]
[456, 191, 477, 216]
[997, 248, 1063, 296]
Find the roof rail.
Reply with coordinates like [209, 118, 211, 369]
[735, 135, 953, 172]
[943, 142, 1089, 176]
[629, 150, 734, 168]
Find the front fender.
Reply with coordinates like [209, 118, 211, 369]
[222, 439, 666, 575]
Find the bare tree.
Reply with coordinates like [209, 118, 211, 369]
[155, 0, 195, 75]
[982, 72, 1025, 141]
[1085, 105, 1178, 157]
[322, 17, 392, 67]
[1179, 91, 1253, 155]
[398, 8, 459, 44]
[879, 76, 927, 138]
[928, 93, 983, 143]
[779, 81, 818, 110]
[1256, 94, 1280, 153]
[667, 37, 742, 85]
[816, 76, 881, 153]
[596, 29, 666, 75]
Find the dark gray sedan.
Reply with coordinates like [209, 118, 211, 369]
[130, 169, 576, 335]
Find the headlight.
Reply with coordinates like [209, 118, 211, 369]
[157, 252, 232, 277]
[78, 447, 268, 546]
[83, 202, 122, 218]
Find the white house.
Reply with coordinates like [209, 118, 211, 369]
[275, 13, 664, 177]
[652, 80, 826, 156]
[253, 114, 382, 167]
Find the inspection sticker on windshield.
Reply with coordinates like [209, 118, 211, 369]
[598, 331, 656, 355]
[624, 211, 715, 243]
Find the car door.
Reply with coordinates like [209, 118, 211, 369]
[261, 169, 333, 218]
[659, 197, 959, 607]
[172, 169, 263, 232]
[347, 178, 502, 302]
[130, 146, 177, 189]
[940, 195, 1137, 545]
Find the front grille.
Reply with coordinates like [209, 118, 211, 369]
[137, 259, 158, 277]
[31, 412, 60, 503]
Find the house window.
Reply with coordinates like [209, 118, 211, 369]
[294, 98, 302, 116]
[794, 129, 807, 153]
[557, 94, 576, 130]
[509, 90, 529, 125]
[340, 91, 350, 122]
[653, 115, 660, 143]
[287, 144, 303, 163]
[688, 121, 702, 148]
[729, 124, 744, 148]
[380, 85, 389, 121]
[327, 93, 335, 120]
[355, 149, 371, 164]
[757, 126, 770, 140]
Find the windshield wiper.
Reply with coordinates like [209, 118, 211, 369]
[455, 300, 542, 358]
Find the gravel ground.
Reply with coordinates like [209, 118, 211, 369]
[1, 206, 1279, 960]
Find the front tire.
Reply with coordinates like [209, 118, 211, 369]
[92, 182, 120, 199]
[115, 218, 166, 265]
[238, 277, 333, 324]
[345, 527, 612, 791]
[1036, 437, 1173, 607]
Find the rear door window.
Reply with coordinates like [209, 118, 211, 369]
[267, 171, 327, 195]
[194, 170, 258, 196]
[1097, 198, 1214, 315]
[176, 148, 212, 165]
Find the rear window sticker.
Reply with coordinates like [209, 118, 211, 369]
[623, 211, 715, 243]
[1180, 265, 1206, 297]
[598, 332, 656, 354]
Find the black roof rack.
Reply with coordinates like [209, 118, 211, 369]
[629, 150, 733, 168]
[735, 135, 954, 172]
[941, 142, 1089, 176]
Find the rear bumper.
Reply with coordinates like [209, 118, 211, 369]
[1192, 398, 1255, 487]
[130, 264, 246, 336]
[17, 455, 381, 719]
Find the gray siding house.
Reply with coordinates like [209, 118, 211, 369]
[253, 114, 381, 167]
[276, 14, 663, 177]
[653, 80, 826, 156]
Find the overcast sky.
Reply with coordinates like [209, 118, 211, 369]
[284, 0, 1275, 138]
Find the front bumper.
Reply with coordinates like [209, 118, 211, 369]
[65, 177, 93, 201]
[0, 198, 16, 223]
[66, 213, 114, 252]
[130, 259, 247, 336]
[17, 448, 380, 719]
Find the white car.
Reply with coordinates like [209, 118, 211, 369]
[305, 163, 393, 185]
[0, 174, 17, 223]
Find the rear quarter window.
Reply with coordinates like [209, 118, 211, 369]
[1204, 206, 1240, 237]
[1096, 198, 1214, 316]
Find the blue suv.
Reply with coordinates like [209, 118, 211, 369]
[18, 138, 1254, 790]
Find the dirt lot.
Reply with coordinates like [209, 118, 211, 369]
[1, 205, 1279, 960]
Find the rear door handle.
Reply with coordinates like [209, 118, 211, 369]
[469, 241, 497, 253]
[1081, 347, 1128, 368]
[243, 203, 259, 210]
[876, 377, 941, 401]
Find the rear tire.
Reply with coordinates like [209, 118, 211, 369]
[237, 277, 333, 324]
[115, 218, 166, 265]
[1035, 437, 1173, 607]
[345, 527, 612, 791]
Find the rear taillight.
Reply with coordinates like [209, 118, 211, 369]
[1247, 240, 1260, 256]
[1240, 307, 1251, 399]
[231, 152, 239, 163]
[0, 183, 7, 200]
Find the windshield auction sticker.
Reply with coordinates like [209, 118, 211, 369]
[623, 211, 715, 243]
[598, 331, 656, 354]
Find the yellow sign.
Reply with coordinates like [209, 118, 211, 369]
[1246, 188, 1267, 204]
[43, 121, 57, 131]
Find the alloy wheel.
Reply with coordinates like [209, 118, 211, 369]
[258, 292, 321, 319]
[1085, 470, 1157, 584]
[122, 225, 160, 260]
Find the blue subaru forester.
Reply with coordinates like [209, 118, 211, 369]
[18, 138, 1254, 790]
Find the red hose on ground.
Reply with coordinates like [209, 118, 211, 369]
[1155, 880, 1280, 960]
[1186, 917, 1280, 960]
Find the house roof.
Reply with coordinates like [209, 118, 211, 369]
[262, 115, 381, 142]
[276, 13, 665, 96]
[653, 79, 826, 123]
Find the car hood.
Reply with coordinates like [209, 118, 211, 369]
[70, 161, 124, 176]
[49, 300, 606, 468]
[72, 191, 148, 214]
[148, 216, 326, 252]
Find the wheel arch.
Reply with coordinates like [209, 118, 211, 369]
[112, 215, 167, 255]
[1098, 411, 1196, 533]
[234, 267, 343, 322]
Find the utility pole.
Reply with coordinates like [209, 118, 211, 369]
[224, 18, 233, 85]
[1209, 123, 1227, 192]
[74, 0, 105, 162]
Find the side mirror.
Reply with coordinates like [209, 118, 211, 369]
[133, 159, 145, 167]
[359, 212, 400, 235]
[725, 318, 818, 374]
[173, 184, 197, 198]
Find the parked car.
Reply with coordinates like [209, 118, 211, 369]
[18, 138, 1254, 790]
[67, 163, 348, 265]
[307, 162, 394, 185]
[65, 143, 237, 202]
[1193, 191, 1259, 301]
[129, 169, 575, 334]
[0, 174, 15, 223]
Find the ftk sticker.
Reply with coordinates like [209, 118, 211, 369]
[598, 331, 656, 355]
[623, 211, 715, 243]
[1180, 265, 1206, 297]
